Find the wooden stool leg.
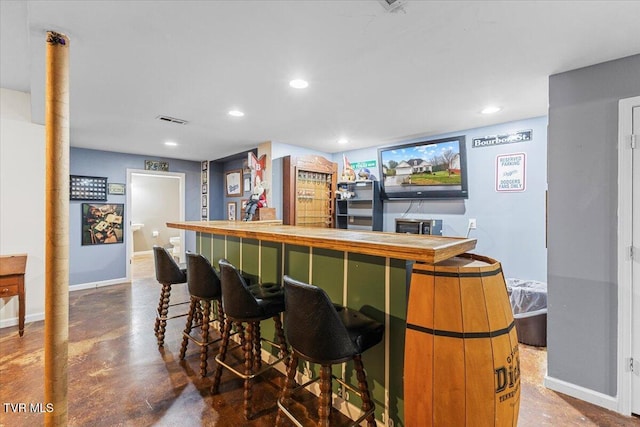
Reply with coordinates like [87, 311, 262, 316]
[318, 365, 332, 427]
[354, 354, 376, 427]
[179, 297, 197, 360]
[154, 284, 166, 337]
[275, 353, 299, 427]
[243, 322, 255, 419]
[214, 300, 225, 333]
[156, 283, 172, 346]
[199, 300, 211, 377]
[273, 315, 289, 358]
[253, 321, 262, 370]
[212, 318, 233, 394]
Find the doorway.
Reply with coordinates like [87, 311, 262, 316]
[126, 169, 185, 281]
[617, 95, 640, 416]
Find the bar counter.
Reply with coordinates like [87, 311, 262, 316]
[167, 220, 476, 264]
[167, 220, 479, 425]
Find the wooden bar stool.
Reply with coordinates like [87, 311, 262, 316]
[153, 245, 189, 347]
[276, 275, 384, 427]
[179, 252, 225, 377]
[211, 259, 289, 420]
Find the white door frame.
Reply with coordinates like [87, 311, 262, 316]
[617, 95, 639, 416]
[126, 168, 186, 281]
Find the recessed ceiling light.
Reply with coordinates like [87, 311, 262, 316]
[164, 141, 178, 147]
[228, 110, 245, 117]
[289, 79, 309, 89]
[481, 106, 502, 114]
[338, 138, 349, 145]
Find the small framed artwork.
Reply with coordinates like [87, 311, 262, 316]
[241, 199, 248, 210]
[145, 160, 169, 171]
[227, 202, 237, 221]
[81, 203, 124, 245]
[70, 175, 107, 201]
[225, 169, 243, 196]
[201, 207, 208, 218]
[108, 183, 126, 195]
[244, 174, 251, 193]
[202, 195, 207, 207]
[201, 160, 208, 172]
[202, 184, 208, 194]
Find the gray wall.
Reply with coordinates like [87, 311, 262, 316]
[334, 116, 548, 282]
[70, 148, 201, 286]
[547, 54, 640, 396]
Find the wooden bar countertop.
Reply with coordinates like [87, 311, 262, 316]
[167, 220, 476, 264]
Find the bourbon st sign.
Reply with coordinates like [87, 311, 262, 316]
[472, 129, 533, 148]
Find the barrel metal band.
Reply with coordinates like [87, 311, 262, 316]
[406, 321, 515, 339]
[413, 268, 503, 278]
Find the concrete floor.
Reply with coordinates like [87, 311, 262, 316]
[0, 255, 638, 426]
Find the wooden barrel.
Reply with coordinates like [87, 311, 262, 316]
[404, 253, 520, 426]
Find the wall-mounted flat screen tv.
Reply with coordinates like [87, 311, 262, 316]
[378, 135, 468, 200]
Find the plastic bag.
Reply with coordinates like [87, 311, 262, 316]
[506, 278, 547, 315]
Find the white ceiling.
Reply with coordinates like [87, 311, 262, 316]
[1, 1, 639, 162]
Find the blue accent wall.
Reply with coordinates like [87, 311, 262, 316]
[332, 116, 548, 282]
[69, 148, 201, 286]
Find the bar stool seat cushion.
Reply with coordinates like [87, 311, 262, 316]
[335, 306, 384, 355]
[248, 282, 283, 300]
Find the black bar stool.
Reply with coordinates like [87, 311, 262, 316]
[153, 245, 189, 347]
[179, 252, 225, 377]
[211, 259, 289, 420]
[276, 275, 384, 427]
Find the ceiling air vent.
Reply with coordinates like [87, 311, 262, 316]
[378, 0, 405, 12]
[156, 115, 188, 125]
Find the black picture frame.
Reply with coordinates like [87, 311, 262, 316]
[70, 175, 108, 201]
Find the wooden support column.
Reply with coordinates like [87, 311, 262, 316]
[44, 30, 69, 426]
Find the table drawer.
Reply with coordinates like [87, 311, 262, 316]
[0, 283, 19, 296]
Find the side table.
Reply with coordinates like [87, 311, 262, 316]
[0, 254, 27, 336]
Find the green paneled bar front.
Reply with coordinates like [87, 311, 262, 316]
[167, 220, 476, 426]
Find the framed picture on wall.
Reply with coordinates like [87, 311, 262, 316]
[108, 183, 126, 195]
[145, 160, 169, 171]
[81, 203, 124, 245]
[227, 202, 237, 221]
[70, 175, 108, 201]
[225, 169, 243, 196]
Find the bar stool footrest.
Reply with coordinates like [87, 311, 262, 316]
[277, 373, 375, 427]
[215, 341, 286, 380]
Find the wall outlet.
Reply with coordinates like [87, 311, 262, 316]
[468, 218, 477, 229]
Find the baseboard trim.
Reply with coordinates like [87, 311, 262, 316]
[70, 277, 129, 291]
[544, 375, 619, 412]
[134, 250, 154, 256]
[1, 279, 128, 330]
[0, 312, 45, 329]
